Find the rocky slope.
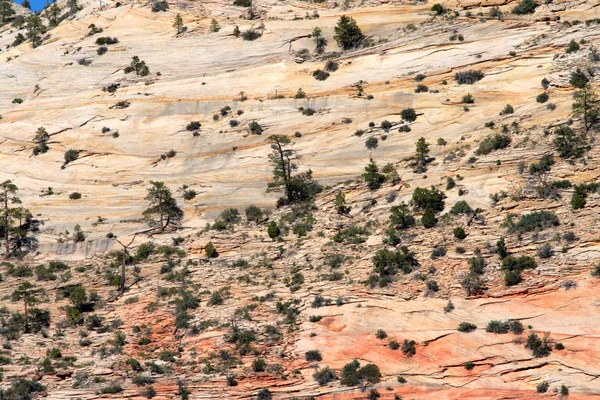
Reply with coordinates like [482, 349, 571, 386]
[1, 0, 600, 398]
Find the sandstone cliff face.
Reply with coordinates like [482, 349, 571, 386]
[1, 0, 600, 398]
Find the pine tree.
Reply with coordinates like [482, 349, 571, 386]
[572, 83, 600, 135]
[210, 18, 220, 32]
[312, 26, 327, 52]
[553, 125, 587, 159]
[0, 0, 15, 24]
[266, 134, 295, 199]
[362, 158, 386, 190]
[496, 237, 508, 258]
[114, 235, 137, 295]
[33, 127, 49, 155]
[1, 181, 21, 258]
[47, 2, 61, 26]
[11, 282, 43, 333]
[142, 181, 184, 232]
[266, 135, 321, 205]
[389, 203, 415, 230]
[569, 68, 588, 89]
[414, 137, 430, 172]
[334, 190, 348, 214]
[26, 15, 47, 48]
[173, 13, 183, 34]
[333, 15, 363, 50]
[68, 0, 78, 15]
[415, 137, 430, 165]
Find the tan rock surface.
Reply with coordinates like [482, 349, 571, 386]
[1, 0, 600, 398]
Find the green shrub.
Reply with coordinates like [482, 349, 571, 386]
[183, 189, 196, 200]
[325, 253, 344, 268]
[499, 104, 514, 115]
[475, 134, 511, 155]
[375, 329, 387, 339]
[100, 383, 123, 394]
[267, 221, 280, 238]
[450, 200, 473, 215]
[340, 360, 381, 386]
[186, 121, 201, 131]
[502, 255, 537, 271]
[414, 84, 428, 93]
[412, 187, 446, 212]
[455, 70, 484, 85]
[536, 243, 553, 259]
[0, 378, 45, 399]
[512, 0, 537, 14]
[132, 374, 154, 386]
[430, 246, 446, 259]
[312, 69, 330, 81]
[137, 337, 151, 345]
[245, 206, 263, 223]
[252, 358, 266, 372]
[95, 37, 118, 45]
[421, 208, 437, 228]
[461, 273, 486, 296]
[401, 339, 416, 357]
[462, 93, 474, 104]
[313, 366, 336, 385]
[512, 211, 559, 233]
[256, 388, 272, 400]
[536, 381, 549, 393]
[151, 0, 168, 12]
[565, 40, 580, 54]
[457, 322, 477, 333]
[552, 180, 572, 189]
[248, 120, 263, 135]
[468, 256, 485, 274]
[431, 3, 445, 15]
[219, 208, 240, 224]
[426, 280, 439, 292]
[372, 246, 419, 279]
[453, 227, 466, 239]
[64, 149, 79, 164]
[400, 108, 417, 122]
[504, 270, 522, 286]
[536, 92, 549, 103]
[124, 56, 149, 76]
[486, 320, 523, 334]
[572, 193, 586, 209]
[365, 137, 378, 149]
[332, 224, 369, 244]
[205, 242, 218, 258]
[305, 350, 322, 362]
[325, 60, 339, 72]
[525, 332, 552, 357]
